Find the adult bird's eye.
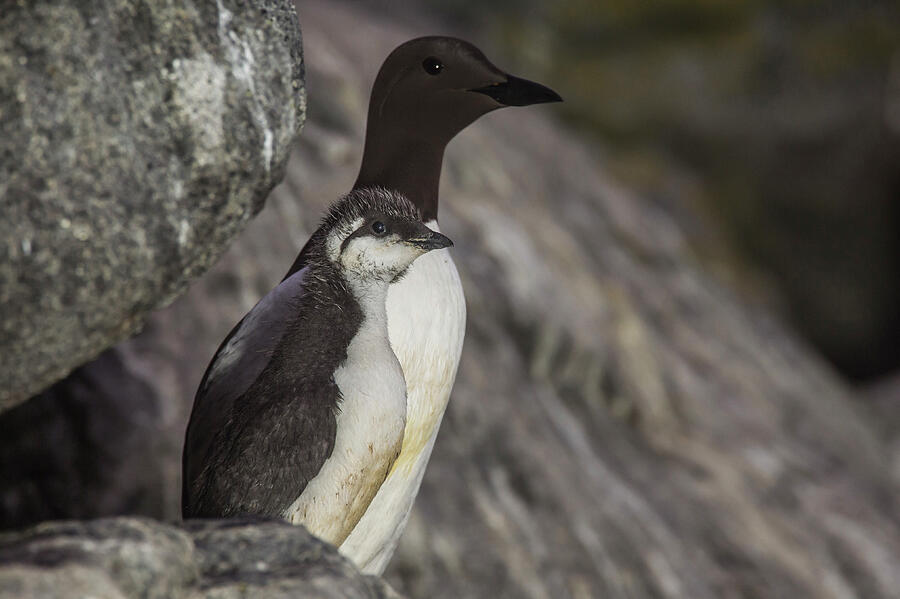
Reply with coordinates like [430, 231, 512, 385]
[371, 221, 386, 235]
[422, 57, 443, 75]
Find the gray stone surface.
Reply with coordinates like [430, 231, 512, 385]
[0, 518, 401, 599]
[0, 0, 307, 409]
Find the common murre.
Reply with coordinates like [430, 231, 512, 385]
[182, 188, 452, 550]
[287, 37, 562, 573]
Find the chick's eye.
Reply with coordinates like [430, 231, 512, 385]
[371, 221, 386, 235]
[422, 57, 443, 75]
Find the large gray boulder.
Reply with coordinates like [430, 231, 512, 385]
[0, 518, 401, 598]
[0, 0, 306, 409]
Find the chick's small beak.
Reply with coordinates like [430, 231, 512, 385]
[405, 228, 454, 251]
[469, 74, 562, 107]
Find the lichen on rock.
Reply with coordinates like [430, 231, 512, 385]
[0, 0, 307, 409]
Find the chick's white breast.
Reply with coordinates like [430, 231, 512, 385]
[338, 221, 466, 574]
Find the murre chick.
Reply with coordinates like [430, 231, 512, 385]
[182, 188, 452, 548]
[283, 37, 561, 573]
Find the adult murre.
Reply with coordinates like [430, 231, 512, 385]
[182, 188, 453, 547]
[282, 37, 561, 573]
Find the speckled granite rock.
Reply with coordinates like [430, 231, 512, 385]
[0, 518, 401, 599]
[0, 0, 306, 409]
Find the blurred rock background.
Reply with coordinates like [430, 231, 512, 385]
[400, 0, 900, 384]
[3, 0, 900, 598]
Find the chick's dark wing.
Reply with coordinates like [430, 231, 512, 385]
[182, 266, 311, 515]
[185, 376, 338, 518]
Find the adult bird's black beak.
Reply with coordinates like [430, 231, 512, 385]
[469, 74, 562, 107]
[406, 229, 454, 251]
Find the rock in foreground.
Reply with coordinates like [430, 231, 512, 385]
[0, 518, 400, 599]
[0, 0, 306, 409]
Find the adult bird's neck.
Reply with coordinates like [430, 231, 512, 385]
[354, 135, 446, 223]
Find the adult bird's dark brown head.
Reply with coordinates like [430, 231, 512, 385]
[354, 36, 562, 222]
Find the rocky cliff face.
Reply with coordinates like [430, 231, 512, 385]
[0, 0, 306, 408]
[2, 1, 899, 598]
